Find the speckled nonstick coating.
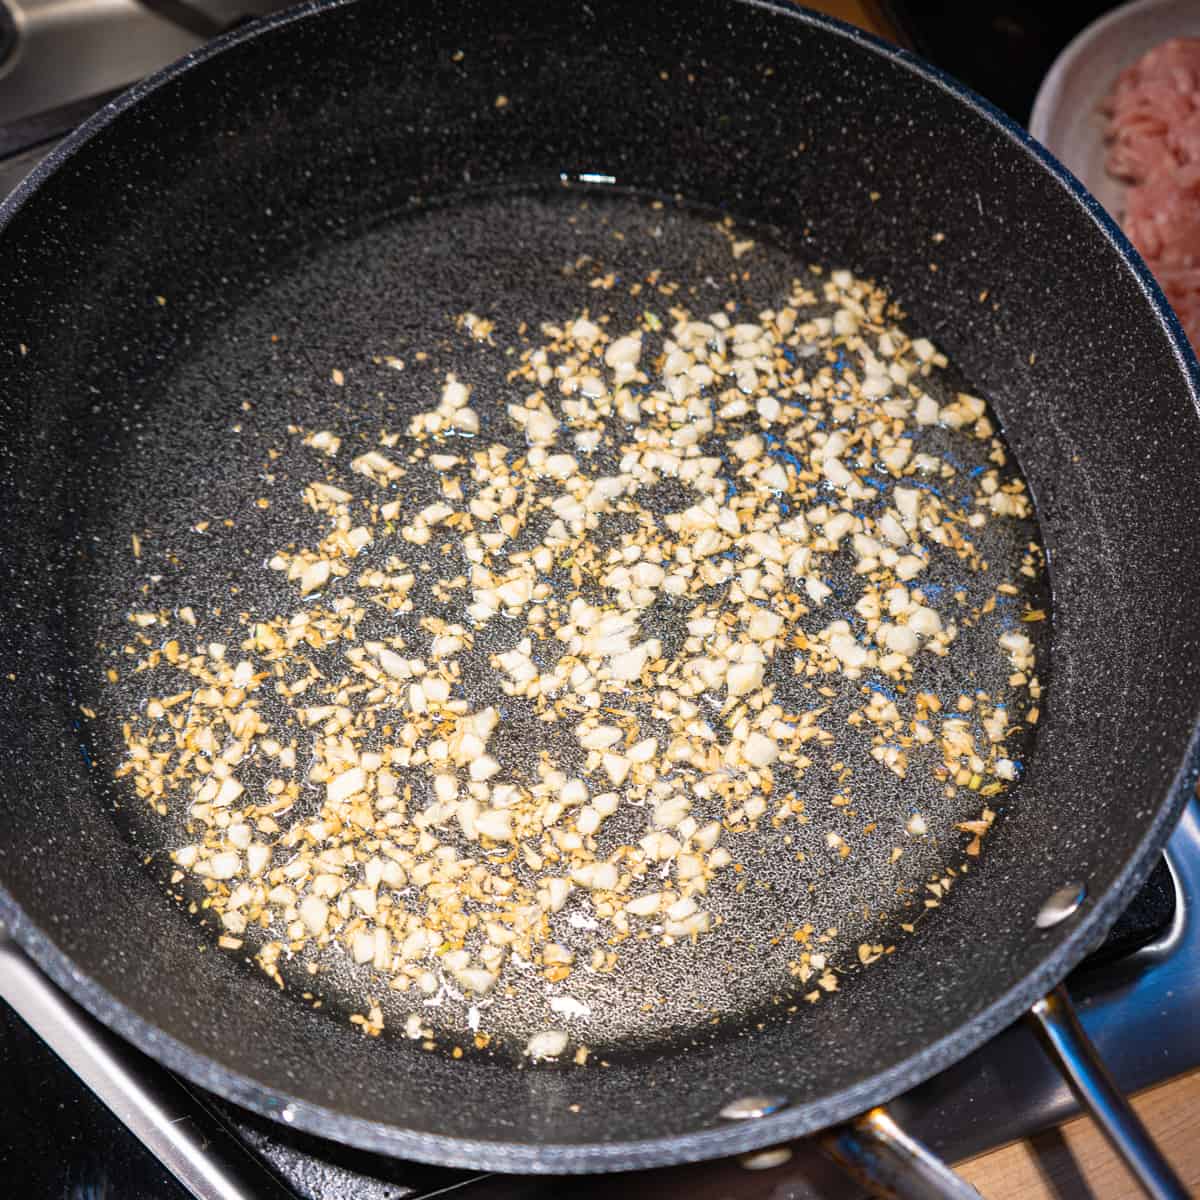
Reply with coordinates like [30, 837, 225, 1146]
[0, 0, 1197, 1173]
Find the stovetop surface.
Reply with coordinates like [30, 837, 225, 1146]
[0, 2, 1194, 1197]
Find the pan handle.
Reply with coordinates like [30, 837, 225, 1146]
[818, 986, 1189, 1200]
[0, 932, 293, 1200]
[817, 1106, 982, 1198]
[1027, 985, 1189, 1200]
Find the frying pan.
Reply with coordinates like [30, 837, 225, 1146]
[0, 0, 1198, 1196]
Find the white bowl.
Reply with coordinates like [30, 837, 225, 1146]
[1029, 0, 1200, 219]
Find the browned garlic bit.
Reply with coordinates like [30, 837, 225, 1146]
[113, 264, 1044, 1059]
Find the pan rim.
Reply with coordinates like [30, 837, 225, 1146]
[1, 0, 1199, 1173]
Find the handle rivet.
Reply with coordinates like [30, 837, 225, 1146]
[1036, 881, 1087, 929]
[740, 1146, 794, 1170]
[720, 1094, 789, 1120]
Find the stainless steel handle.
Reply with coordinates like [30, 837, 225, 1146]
[818, 1106, 981, 1199]
[1028, 985, 1189, 1200]
[819, 984, 1189, 1200]
[0, 932, 291, 1200]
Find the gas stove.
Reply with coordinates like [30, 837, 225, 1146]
[1, 3, 1197, 1197]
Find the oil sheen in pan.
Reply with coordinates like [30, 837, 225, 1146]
[71, 187, 1050, 1059]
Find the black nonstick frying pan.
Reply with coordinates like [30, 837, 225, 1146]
[0, 2, 1198, 1197]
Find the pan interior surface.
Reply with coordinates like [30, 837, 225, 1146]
[0, 0, 1198, 1169]
[79, 185, 1048, 1060]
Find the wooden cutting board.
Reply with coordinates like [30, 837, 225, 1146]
[955, 1072, 1200, 1198]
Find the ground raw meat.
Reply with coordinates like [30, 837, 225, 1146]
[1104, 38, 1200, 349]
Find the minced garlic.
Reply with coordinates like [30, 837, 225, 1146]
[110, 259, 1044, 1058]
